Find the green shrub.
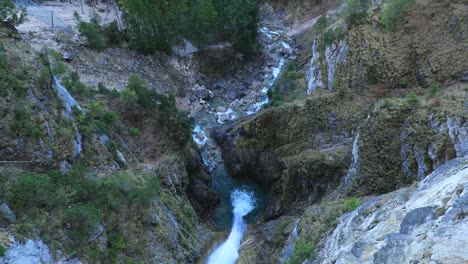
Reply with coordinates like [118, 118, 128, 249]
[427, 84, 440, 98]
[129, 127, 140, 136]
[64, 204, 102, 242]
[125, 74, 193, 144]
[287, 239, 316, 264]
[0, 0, 27, 27]
[8, 173, 56, 211]
[406, 91, 419, 106]
[38, 67, 51, 88]
[287, 70, 298, 80]
[120, 88, 139, 107]
[343, 0, 370, 27]
[314, 16, 329, 33]
[345, 197, 360, 211]
[338, 87, 346, 98]
[103, 20, 123, 46]
[381, 0, 415, 32]
[381, 98, 392, 109]
[74, 12, 105, 50]
[53, 61, 67, 76]
[0, 244, 6, 256]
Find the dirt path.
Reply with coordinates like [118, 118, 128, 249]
[15, 0, 121, 33]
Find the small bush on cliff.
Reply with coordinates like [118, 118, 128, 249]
[345, 197, 360, 211]
[64, 204, 102, 242]
[426, 84, 440, 98]
[74, 12, 123, 49]
[75, 12, 105, 50]
[0, 244, 5, 257]
[269, 62, 304, 106]
[8, 173, 56, 212]
[287, 239, 316, 264]
[123, 74, 193, 145]
[381, 0, 416, 32]
[0, 0, 27, 27]
[343, 0, 370, 27]
[405, 91, 419, 106]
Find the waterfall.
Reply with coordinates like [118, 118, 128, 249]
[344, 133, 360, 190]
[207, 189, 256, 264]
[53, 77, 83, 157]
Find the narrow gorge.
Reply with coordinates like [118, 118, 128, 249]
[0, 0, 467, 263]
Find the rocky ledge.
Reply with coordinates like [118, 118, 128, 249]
[317, 158, 468, 264]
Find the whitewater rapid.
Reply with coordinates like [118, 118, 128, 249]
[207, 189, 256, 264]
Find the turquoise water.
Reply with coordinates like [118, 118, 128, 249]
[210, 163, 266, 228]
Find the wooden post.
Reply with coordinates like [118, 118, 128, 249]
[51, 11, 54, 29]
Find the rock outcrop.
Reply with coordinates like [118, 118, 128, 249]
[317, 158, 468, 264]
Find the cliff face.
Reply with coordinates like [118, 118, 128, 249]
[318, 159, 468, 264]
[222, 0, 468, 262]
[0, 23, 218, 263]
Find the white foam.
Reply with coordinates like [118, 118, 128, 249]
[192, 125, 208, 146]
[216, 108, 237, 124]
[207, 189, 256, 264]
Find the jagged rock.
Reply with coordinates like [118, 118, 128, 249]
[318, 159, 468, 264]
[399, 206, 435, 234]
[0, 203, 16, 224]
[460, 71, 468, 82]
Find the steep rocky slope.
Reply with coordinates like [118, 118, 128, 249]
[317, 159, 468, 264]
[214, 0, 468, 262]
[0, 0, 466, 263]
[0, 20, 218, 263]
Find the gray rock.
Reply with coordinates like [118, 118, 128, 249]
[0, 203, 16, 223]
[460, 71, 468, 82]
[149, 205, 161, 225]
[351, 241, 370, 258]
[374, 233, 409, 263]
[172, 39, 199, 57]
[400, 206, 435, 234]
[216, 106, 227, 112]
[416, 68, 428, 88]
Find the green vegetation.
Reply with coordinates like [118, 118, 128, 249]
[0, 244, 5, 256]
[405, 91, 419, 106]
[62, 72, 94, 98]
[0, 41, 28, 97]
[272, 219, 291, 248]
[381, 0, 416, 32]
[120, 0, 259, 54]
[74, 12, 123, 49]
[343, 0, 370, 27]
[269, 62, 305, 106]
[314, 16, 329, 33]
[344, 197, 360, 211]
[286, 239, 316, 264]
[0, 0, 27, 27]
[427, 84, 440, 98]
[53, 61, 67, 76]
[122, 74, 193, 145]
[0, 167, 160, 259]
[64, 204, 102, 242]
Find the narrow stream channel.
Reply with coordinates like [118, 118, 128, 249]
[191, 26, 294, 263]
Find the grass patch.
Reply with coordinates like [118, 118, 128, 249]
[286, 239, 316, 264]
[344, 197, 360, 211]
[381, 0, 416, 32]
